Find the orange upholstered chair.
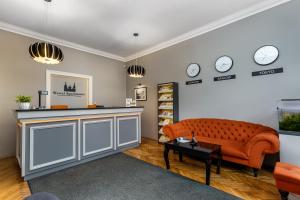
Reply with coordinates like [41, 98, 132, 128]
[163, 118, 280, 176]
[274, 162, 300, 200]
[50, 105, 69, 110]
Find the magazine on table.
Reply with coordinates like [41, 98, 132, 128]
[176, 137, 191, 143]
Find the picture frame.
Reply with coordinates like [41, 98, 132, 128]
[134, 87, 147, 101]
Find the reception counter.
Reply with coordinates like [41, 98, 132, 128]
[15, 107, 143, 180]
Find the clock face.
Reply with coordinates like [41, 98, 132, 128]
[186, 63, 200, 78]
[254, 45, 279, 65]
[215, 56, 233, 73]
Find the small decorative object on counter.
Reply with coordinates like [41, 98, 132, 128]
[126, 98, 133, 107]
[38, 90, 48, 109]
[16, 95, 32, 110]
[131, 100, 137, 107]
[125, 98, 137, 107]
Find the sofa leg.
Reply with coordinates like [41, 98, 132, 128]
[253, 168, 258, 177]
[279, 189, 289, 200]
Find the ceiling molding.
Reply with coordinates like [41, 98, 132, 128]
[124, 0, 291, 62]
[0, 21, 125, 62]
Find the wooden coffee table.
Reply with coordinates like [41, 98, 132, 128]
[163, 140, 222, 185]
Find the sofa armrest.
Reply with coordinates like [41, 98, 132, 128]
[162, 125, 175, 140]
[163, 123, 192, 140]
[245, 132, 279, 169]
[245, 132, 280, 156]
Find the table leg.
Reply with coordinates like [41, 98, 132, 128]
[205, 159, 212, 185]
[179, 152, 183, 162]
[217, 149, 221, 174]
[164, 146, 170, 169]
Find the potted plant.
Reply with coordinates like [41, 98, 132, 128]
[16, 95, 32, 110]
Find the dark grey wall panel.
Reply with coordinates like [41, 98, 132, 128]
[117, 117, 138, 147]
[25, 121, 78, 174]
[32, 125, 75, 166]
[82, 119, 113, 157]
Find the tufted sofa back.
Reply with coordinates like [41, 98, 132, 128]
[180, 118, 275, 144]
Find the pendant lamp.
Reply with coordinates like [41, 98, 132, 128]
[29, 0, 63, 64]
[127, 33, 145, 78]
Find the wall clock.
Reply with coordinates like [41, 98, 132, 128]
[215, 56, 233, 73]
[186, 63, 201, 78]
[254, 45, 279, 66]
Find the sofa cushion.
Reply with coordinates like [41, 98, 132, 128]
[196, 137, 248, 159]
[221, 144, 248, 160]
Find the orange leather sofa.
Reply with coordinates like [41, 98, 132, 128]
[274, 162, 300, 200]
[163, 118, 279, 175]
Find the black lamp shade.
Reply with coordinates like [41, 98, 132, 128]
[29, 42, 63, 64]
[127, 65, 145, 78]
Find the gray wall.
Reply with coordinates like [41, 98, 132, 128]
[126, 0, 300, 140]
[0, 30, 126, 159]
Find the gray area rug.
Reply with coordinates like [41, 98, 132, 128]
[29, 153, 240, 200]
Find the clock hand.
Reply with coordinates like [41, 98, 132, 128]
[222, 63, 228, 68]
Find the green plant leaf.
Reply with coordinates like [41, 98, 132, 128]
[279, 113, 300, 132]
[16, 95, 32, 103]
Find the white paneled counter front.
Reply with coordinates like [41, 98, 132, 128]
[15, 107, 143, 180]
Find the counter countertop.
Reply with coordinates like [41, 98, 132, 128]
[15, 106, 144, 112]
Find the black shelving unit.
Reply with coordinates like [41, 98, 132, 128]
[157, 82, 179, 143]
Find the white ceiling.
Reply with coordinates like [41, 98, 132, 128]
[0, 0, 290, 61]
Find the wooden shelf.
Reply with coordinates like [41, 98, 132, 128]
[159, 123, 169, 126]
[158, 115, 173, 119]
[158, 90, 173, 94]
[158, 99, 173, 102]
[158, 107, 173, 110]
[157, 82, 179, 143]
